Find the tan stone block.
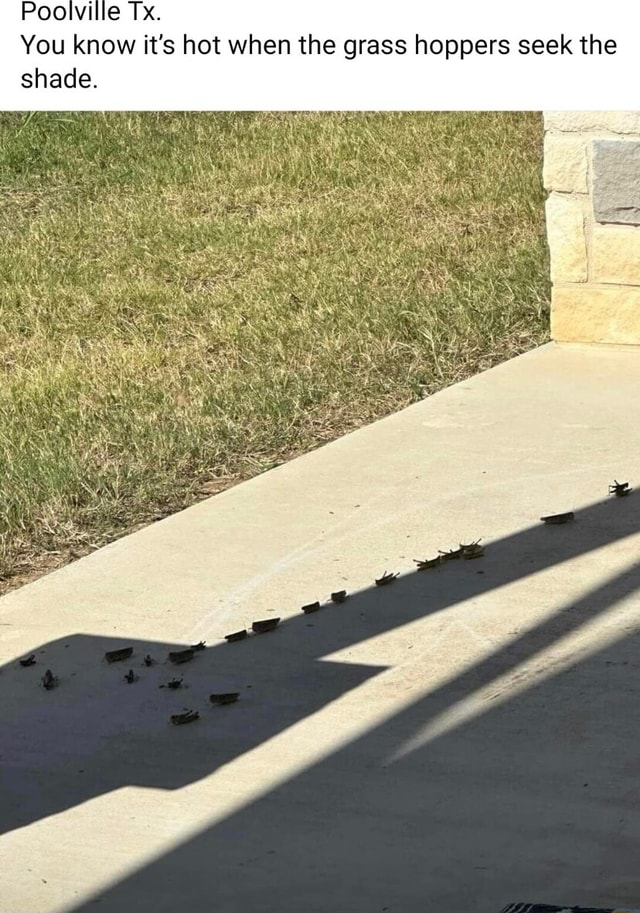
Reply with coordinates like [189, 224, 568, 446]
[545, 193, 587, 283]
[543, 134, 588, 192]
[592, 225, 640, 285]
[552, 286, 640, 344]
[544, 111, 640, 134]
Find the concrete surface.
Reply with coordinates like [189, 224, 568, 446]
[3, 342, 640, 913]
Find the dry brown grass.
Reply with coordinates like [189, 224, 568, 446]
[0, 112, 549, 592]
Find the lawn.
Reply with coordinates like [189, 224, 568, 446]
[0, 111, 549, 590]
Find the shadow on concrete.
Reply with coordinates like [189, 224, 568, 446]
[2, 493, 640, 910]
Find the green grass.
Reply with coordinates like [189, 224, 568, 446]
[0, 111, 549, 589]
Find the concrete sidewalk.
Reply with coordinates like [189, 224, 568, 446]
[2, 341, 640, 913]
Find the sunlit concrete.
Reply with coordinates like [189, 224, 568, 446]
[3, 342, 640, 913]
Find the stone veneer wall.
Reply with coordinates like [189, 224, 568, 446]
[544, 111, 640, 344]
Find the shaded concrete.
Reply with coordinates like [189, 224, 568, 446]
[2, 342, 640, 912]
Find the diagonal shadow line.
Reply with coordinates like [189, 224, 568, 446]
[214, 493, 640, 665]
[62, 512, 640, 911]
[367, 559, 640, 767]
[66, 564, 640, 913]
[0, 497, 636, 777]
[2, 492, 640, 910]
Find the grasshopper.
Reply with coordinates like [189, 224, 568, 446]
[252, 618, 280, 634]
[42, 669, 58, 690]
[375, 571, 399, 586]
[170, 710, 199, 726]
[105, 646, 133, 663]
[609, 480, 632, 497]
[414, 556, 442, 571]
[460, 540, 484, 559]
[168, 649, 195, 665]
[210, 692, 240, 706]
[540, 512, 574, 525]
[438, 547, 463, 561]
[160, 678, 183, 690]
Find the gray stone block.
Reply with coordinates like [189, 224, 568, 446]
[593, 140, 640, 225]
